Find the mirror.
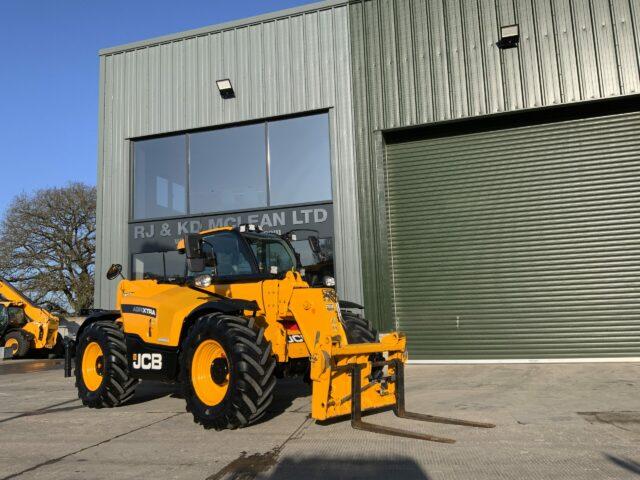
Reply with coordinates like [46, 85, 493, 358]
[106, 264, 123, 280]
[184, 233, 205, 273]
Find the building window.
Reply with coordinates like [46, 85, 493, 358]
[133, 136, 187, 220]
[131, 112, 331, 220]
[189, 123, 267, 214]
[132, 251, 185, 279]
[268, 114, 332, 206]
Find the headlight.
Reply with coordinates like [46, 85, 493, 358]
[194, 274, 212, 288]
[322, 276, 336, 287]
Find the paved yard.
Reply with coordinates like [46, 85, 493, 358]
[0, 360, 638, 480]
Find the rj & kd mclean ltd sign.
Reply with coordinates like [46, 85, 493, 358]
[129, 203, 333, 253]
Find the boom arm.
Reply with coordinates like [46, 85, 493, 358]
[0, 277, 59, 324]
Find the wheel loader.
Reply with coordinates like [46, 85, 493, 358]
[0, 278, 62, 358]
[69, 225, 493, 442]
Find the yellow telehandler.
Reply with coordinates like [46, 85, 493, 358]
[0, 278, 62, 358]
[69, 225, 493, 442]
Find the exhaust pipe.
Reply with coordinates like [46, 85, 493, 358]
[63, 338, 75, 378]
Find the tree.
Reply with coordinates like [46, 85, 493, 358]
[0, 183, 96, 314]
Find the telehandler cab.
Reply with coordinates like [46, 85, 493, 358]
[70, 225, 493, 442]
[0, 277, 62, 358]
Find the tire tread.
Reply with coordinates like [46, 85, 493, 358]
[181, 313, 276, 430]
[75, 321, 137, 409]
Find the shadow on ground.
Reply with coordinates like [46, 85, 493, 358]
[252, 377, 311, 424]
[126, 381, 182, 405]
[125, 377, 311, 416]
[605, 454, 640, 476]
[209, 455, 430, 480]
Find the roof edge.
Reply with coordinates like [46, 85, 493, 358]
[99, 0, 351, 56]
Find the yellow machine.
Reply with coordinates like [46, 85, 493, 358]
[0, 278, 62, 358]
[70, 225, 493, 442]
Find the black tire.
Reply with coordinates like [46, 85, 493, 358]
[48, 333, 65, 358]
[3, 330, 30, 358]
[75, 321, 137, 408]
[181, 313, 276, 430]
[341, 311, 378, 344]
[341, 312, 384, 379]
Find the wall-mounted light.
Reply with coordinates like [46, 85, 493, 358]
[216, 79, 235, 99]
[496, 24, 519, 49]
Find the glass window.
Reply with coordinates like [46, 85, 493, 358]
[268, 113, 332, 206]
[291, 239, 316, 266]
[201, 232, 256, 277]
[245, 235, 296, 274]
[132, 113, 332, 219]
[7, 307, 26, 327]
[189, 124, 267, 214]
[132, 251, 185, 280]
[133, 136, 187, 220]
[164, 251, 186, 278]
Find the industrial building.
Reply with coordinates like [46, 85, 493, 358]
[96, 0, 640, 360]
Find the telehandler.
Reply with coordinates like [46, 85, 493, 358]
[0, 278, 62, 358]
[70, 225, 493, 442]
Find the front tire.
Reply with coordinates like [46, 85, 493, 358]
[181, 313, 276, 430]
[341, 311, 383, 378]
[3, 330, 30, 358]
[341, 311, 378, 344]
[75, 321, 137, 408]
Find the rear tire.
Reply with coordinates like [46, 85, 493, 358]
[341, 311, 378, 344]
[3, 330, 30, 358]
[75, 321, 137, 408]
[181, 313, 276, 430]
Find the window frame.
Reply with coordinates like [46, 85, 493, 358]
[198, 230, 276, 283]
[266, 113, 333, 207]
[243, 232, 299, 274]
[188, 122, 269, 215]
[129, 135, 190, 222]
[128, 109, 332, 223]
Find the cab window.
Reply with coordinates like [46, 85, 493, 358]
[201, 231, 256, 277]
[245, 236, 296, 274]
[7, 307, 26, 327]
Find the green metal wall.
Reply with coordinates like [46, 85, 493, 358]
[349, 0, 640, 334]
[386, 110, 640, 359]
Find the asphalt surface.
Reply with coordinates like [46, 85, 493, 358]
[0, 360, 638, 479]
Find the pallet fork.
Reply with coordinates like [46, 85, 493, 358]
[310, 332, 494, 442]
[348, 360, 495, 443]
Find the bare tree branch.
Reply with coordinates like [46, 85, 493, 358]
[0, 183, 96, 314]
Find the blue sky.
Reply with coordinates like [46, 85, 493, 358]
[0, 0, 315, 214]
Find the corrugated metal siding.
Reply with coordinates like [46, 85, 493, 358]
[349, 0, 640, 330]
[95, 4, 361, 308]
[385, 111, 640, 359]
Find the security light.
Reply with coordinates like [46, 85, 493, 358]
[216, 79, 235, 99]
[497, 24, 519, 49]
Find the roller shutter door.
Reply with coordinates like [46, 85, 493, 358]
[385, 111, 640, 359]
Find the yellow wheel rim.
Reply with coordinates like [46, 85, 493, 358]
[82, 342, 105, 391]
[191, 339, 230, 406]
[5, 338, 18, 354]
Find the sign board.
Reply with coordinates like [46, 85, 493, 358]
[129, 202, 334, 254]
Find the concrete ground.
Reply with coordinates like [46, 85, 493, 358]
[0, 361, 638, 480]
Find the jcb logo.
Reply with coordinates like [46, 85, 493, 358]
[287, 334, 305, 344]
[132, 353, 162, 370]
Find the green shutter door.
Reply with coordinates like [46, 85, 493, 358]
[384, 111, 640, 359]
